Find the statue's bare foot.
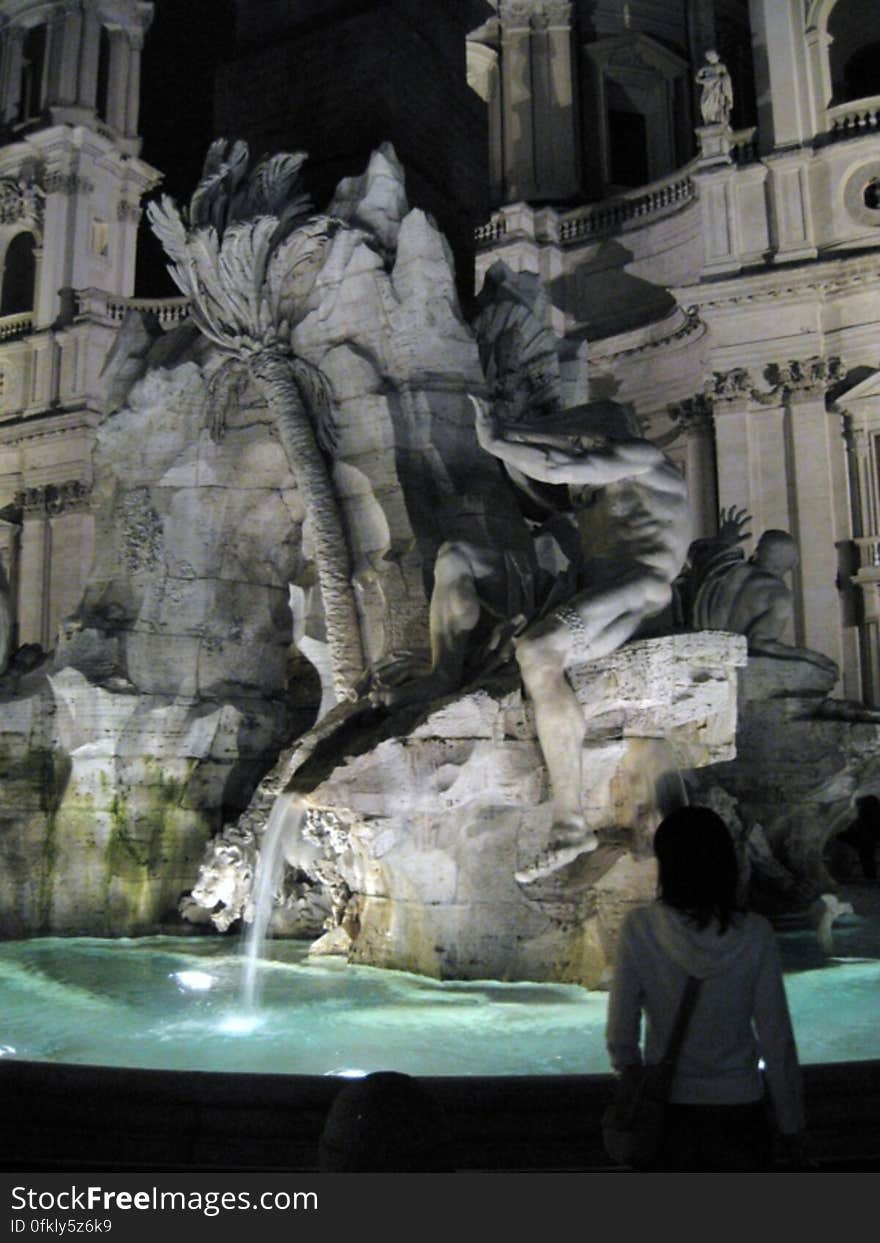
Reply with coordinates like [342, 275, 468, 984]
[515, 823, 599, 884]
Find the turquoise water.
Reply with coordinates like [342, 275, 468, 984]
[0, 909, 877, 1076]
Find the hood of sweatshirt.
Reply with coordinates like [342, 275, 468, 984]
[645, 902, 755, 979]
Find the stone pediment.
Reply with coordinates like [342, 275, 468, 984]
[835, 368, 880, 406]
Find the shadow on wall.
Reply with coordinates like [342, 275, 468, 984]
[548, 239, 676, 340]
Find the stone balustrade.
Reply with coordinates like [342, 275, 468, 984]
[557, 168, 696, 244]
[0, 310, 34, 341]
[827, 95, 880, 142]
[72, 288, 190, 327]
[474, 165, 697, 251]
[854, 535, 880, 572]
[474, 215, 507, 246]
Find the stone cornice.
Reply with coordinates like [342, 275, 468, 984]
[588, 306, 705, 365]
[0, 408, 101, 444]
[677, 252, 880, 312]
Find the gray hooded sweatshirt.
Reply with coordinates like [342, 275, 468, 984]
[606, 902, 804, 1133]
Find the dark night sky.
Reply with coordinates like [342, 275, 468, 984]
[135, 0, 237, 296]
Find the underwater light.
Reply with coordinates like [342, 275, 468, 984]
[324, 1068, 369, 1079]
[218, 1014, 262, 1036]
[171, 970, 215, 991]
[0, 1045, 16, 1057]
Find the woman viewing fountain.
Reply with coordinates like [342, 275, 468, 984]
[605, 806, 807, 1171]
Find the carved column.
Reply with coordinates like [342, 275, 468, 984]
[498, 0, 536, 202]
[15, 481, 91, 650]
[124, 33, 143, 138]
[1, 28, 25, 125]
[17, 487, 50, 648]
[531, 1, 580, 201]
[57, 4, 84, 106]
[77, 10, 100, 110]
[668, 394, 717, 540]
[467, 40, 503, 206]
[0, 517, 20, 654]
[46, 481, 92, 645]
[776, 358, 845, 666]
[842, 415, 880, 704]
[106, 27, 128, 132]
[706, 367, 755, 525]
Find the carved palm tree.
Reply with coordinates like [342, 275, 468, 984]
[147, 140, 363, 698]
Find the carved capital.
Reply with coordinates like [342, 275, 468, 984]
[668, 393, 714, 432]
[16, 481, 91, 516]
[707, 368, 753, 403]
[43, 171, 95, 197]
[498, 0, 533, 31]
[117, 199, 141, 223]
[532, 0, 572, 29]
[764, 355, 843, 401]
[544, 0, 572, 22]
[0, 176, 45, 236]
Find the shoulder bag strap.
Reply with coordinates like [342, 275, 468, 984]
[654, 974, 702, 1095]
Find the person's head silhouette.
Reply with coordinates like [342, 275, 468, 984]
[318, 1071, 454, 1171]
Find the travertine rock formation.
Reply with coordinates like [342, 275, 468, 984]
[194, 632, 747, 988]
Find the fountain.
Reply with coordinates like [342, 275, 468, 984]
[240, 795, 308, 1011]
[2, 139, 880, 1172]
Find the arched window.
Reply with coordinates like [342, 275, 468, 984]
[1, 233, 36, 315]
[96, 26, 112, 122]
[829, 0, 880, 103]
[17, 24, 46, 123]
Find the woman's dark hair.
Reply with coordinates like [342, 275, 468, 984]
[318, 1071, 454, 1172]
[654, 805, 740, 932]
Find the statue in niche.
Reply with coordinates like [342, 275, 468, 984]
[681, 507, 838, 674]
[696, 49, 734, 127]
[473, 400, 690, 882]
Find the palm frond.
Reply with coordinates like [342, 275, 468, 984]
[146, 196, 198, 299]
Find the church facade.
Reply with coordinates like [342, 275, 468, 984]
[466, 0, 880, 703]
[2, 0, 880, 703]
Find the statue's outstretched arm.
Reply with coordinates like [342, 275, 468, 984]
[472, 396, 662, 485]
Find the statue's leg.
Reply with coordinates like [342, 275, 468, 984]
[516, 617, 585, 841]
[514, 568, 671, 882]
[373, 540, 487, 708]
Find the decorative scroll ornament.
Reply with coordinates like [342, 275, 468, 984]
[498, 0, 534, 30]
[707, 367, 752, 402]
[15, 481, 91, 516]
[0, 176, 44, 237]
[532, 0, 572, 29]
[763, 356, 843, 399]
[707, 357, 842, 407]
[668, 393, 714, 433]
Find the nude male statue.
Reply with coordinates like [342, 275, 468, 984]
[473, 399, 690, 882]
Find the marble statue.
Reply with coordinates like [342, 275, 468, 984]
[473, 399, 690, 881]
[696, 49, 734, 127]
[683, 507, 838, 674]
[369, 261, 559, 711]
